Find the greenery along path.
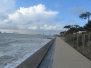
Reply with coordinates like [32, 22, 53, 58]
[52, 37, 91, 68]
[60, 11, 91, 35]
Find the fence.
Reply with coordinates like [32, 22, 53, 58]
[65, 33, 91, 60]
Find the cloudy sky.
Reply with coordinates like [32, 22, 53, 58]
[0, 0, 91, 34]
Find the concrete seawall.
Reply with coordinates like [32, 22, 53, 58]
[39, 38, 56, 68]
[16, 38, 55, 68]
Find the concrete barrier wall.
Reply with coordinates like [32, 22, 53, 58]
[39, 38, 56, 68]
[16, 38, 55, 68]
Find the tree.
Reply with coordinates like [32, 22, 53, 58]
[66, 25, 84, 34]
[60, 31, 65, 35]
[79, 11, 91, 21]
[74, 25, 80, 29]
[86, 12, 91, 20]
[84, 20, 91, 31]
[64, 25, 71, 30]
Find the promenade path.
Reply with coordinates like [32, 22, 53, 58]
[52, 37, 91, 68]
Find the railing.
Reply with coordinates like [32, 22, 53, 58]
[65, 33, 91, 60]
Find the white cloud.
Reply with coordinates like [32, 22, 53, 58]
[0, 0, 15, 12]
[0, 4, 58, 31]
[40, 24, 64, 30]
[28, 26, 37, 30]
[0, 0, 15, 20]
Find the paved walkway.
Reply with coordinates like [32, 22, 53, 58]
[52, 37, 91, 68]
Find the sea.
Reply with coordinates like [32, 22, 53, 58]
[0, 33, 51, 68]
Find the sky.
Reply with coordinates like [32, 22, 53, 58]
[0, 0, 91, 34]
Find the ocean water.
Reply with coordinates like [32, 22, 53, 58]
[0, 33, 51, 68]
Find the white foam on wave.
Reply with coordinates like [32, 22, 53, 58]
[2, 39, 51, 68]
